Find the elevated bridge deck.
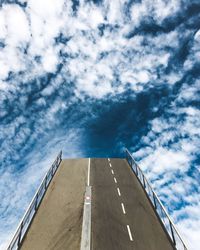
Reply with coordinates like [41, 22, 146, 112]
[19, 158, 173, 250]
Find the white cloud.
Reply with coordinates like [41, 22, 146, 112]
[183, 29, 200, 71]
[132, 78, 200, 249]
[2, 4, 30, 46]
[130, 3, 147, 27]
[104, 0, 123, 25]
[28, 0, 66, 20]
[0, 5, 30, 80]
[143, 148, 190, 173]
[152, 0, 180, 23]
[130, 0, 180, 27]
[0, 9, 6, 39]
[136, 70, 150, 83]
[0, 1, 199, 249]
[42, 47, 58, 73]
[0, 128, 84, 249]
[77, 3, 104, 29]
[177, 79, 200, 103]
[0, 61, 9, 80]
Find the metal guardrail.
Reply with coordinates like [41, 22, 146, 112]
[7, 151, 62, 250]
[125, 149, 187, 250]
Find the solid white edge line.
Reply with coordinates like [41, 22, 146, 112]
[117, 188, 121, 196]
[111, 169, 114, 175]
[127, 225, 133, 241]
[121, 203, 126, 214]
[114, 177, 117, 183]
[87, 158, 90, 186]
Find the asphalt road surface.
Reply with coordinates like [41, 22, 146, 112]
[19, 158, 174, 250]
[91, 158, 174, 250]
[20, 159, 88, 250]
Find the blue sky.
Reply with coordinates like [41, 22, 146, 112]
[0, 0, 200, 249]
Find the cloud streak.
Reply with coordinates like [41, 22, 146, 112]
[0, 0, 199, 249]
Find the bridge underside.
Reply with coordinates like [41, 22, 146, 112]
[20, 158, 173, 250]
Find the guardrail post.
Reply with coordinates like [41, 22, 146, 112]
[58, 156, 61, 168]
[51, 164, 54, 176]
[17, 223, 23, 247]
[153, 193, 157, 210]
[44, 176, 47, 189]
[35, 193, 38, 211]
[170, 221, 176, 246]
[142, 174, 146, 188]
[135, 164, 138, 176]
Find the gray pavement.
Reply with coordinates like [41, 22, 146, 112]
[20, 159, 88, 250]
[19, 158, 174, 250]
[91, 158, 174, 250]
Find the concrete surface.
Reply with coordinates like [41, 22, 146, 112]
[20, 159, 88, 250]
[80, 186, 91, 250]
[91, 158, 174, 250]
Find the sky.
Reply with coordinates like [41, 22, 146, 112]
[0, 0, 199, 249]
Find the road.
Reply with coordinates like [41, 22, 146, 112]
[91, 158, 174, 250]
[20, 159, 88, 250]
[19, 158, 174, 250]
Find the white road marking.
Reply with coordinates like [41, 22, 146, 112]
[111, 169, 114, 175]
[109, 163, 112, 168]
[127, 225, 133, 241]
[87, 158, 90, 186]
[114, 177, 117, 183]
[121, 203, 126, 214]
[117, 188, 121, 196]
[81, 186, 92, 250]
[108, 158, 110, 162]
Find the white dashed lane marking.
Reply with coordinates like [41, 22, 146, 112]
[121, 203, 126, 214]
[117, 188, 121, 196]
[127, 225, 133, 241]
[107, 159, 133, 244]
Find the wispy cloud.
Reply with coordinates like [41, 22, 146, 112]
[0, 0, 199, 249]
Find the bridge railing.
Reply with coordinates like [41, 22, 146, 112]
[7, 151, 62, 250]
[125, 149, 187, 250]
